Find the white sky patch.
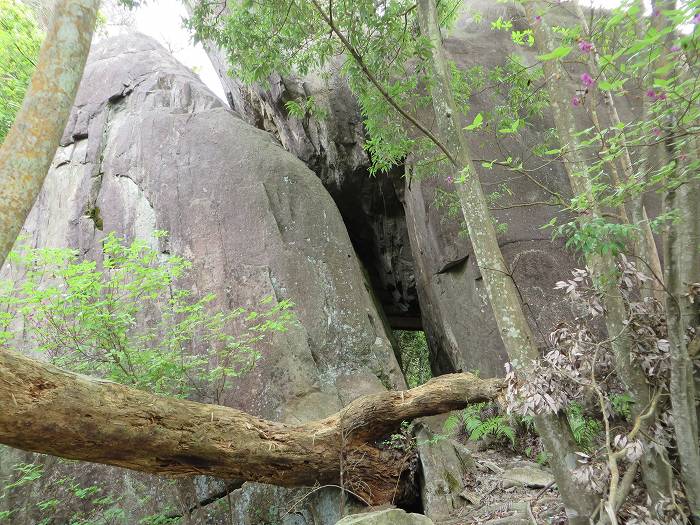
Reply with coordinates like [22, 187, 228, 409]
[134, 0, 226, 101]
[100, 0, 226, 102]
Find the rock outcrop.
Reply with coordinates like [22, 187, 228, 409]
[196, 1, 609, 377]
[204, 49, 422, 330]
[0, 33, 404, 524]
[414, 423, 475, 520]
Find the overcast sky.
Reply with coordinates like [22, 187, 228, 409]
[103, 0, 226, 102]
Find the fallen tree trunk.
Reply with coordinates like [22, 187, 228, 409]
[0, 349, 504, 503]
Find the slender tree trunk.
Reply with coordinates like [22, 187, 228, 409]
[573, 2, 664, 302]
[0, 348, 503, 505]
[526, 0, 673, 509]
[649, 2, 700, 519]
[664, 140, 700, 525]
[0, 0, 99, 266]
[415, 1, 599, 522]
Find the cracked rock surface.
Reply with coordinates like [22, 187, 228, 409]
[0, 33, 404, 524]
[195, 0, 604, 377]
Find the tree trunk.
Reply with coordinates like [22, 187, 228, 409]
[664, 143, 700, 524]
[0, 348, 504, 504]
[573, 2, 664, 303]
[0, 0, 99, 266]
[414, 1, 599, 522]
[526, 0, 673, 509]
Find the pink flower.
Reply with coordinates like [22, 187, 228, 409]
[580, 72, 594, 87]
[671, 44, 681, 52]
[652, 9, 660, 17]
[652, 127, 662, 137]
[647, 89, 667, 101]
[572, 96, 581, 107]
[578, 40, 594, 53]
[446, 175, 454, 183]
[692, 13, 700, 24]
[534, 15, 542, 23]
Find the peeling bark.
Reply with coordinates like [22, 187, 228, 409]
[0, 348, 504, 504]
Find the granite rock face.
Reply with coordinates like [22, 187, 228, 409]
[203, 45, 422, 330]
[0, 33, 404, 524]
[414, 423, 475, 520]
[197, 0, 610, 377]
[55, 33, 404, 419]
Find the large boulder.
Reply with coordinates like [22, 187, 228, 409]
[195, 0, 609, 377]
[0, 33, 405, 523]
[202, 46, 422, 330]
[414, 423, 475, 520]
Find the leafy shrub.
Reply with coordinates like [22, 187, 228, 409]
[610, 393, 633, 421]
[567, 403, 602, 452]
[0, 232, 295, 401]
[0, 0, 42, 144]
[444, 403, 515, 446]
[381, 421, 415, 452]
[0, 453, 181, 524]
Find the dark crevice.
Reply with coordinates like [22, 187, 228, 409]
[324, 164, 422, 330]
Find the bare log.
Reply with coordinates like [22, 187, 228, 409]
[0, 348, 504, 503]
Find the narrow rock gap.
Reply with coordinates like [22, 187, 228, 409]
[324, 164, 422, 332]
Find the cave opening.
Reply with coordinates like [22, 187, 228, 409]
[324, 165, 423, 330]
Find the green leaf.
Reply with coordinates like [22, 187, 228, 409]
[598, 79, 624, 91]
[536, 45, 572, 61]
[464, 112, 483, 131]
[654, 63, 674, 77]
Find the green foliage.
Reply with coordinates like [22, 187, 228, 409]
[464, 112, 483, 131]
[610, 393, 634, 421]
[0, 232, 294, 400]
[491, 16, 513, 32]
[0, 452, 180, 524]
[188, 0, 463, 175]
[3, 462, 43, 491]
[444, 403, 515, 446]
[284, 96, 327, 120]
[0, 0, 42, 144]
[535, 450, 552, 466]
[186, 0, 700, 261]
[381, 421, 415, 452]
[555, 216, 636, 257]
[394, 330, 431, 388]
[536, 45, 572, 62]
[566, 403, 601, 451]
